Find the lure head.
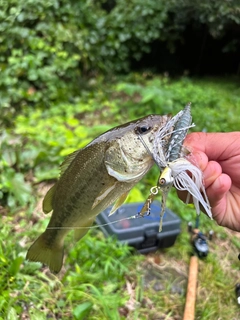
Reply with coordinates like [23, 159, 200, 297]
[158, 166, 174, 188]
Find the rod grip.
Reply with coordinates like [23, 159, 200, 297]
[183, 255, 198, 320]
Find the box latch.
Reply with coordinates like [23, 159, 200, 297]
[141, 229, 157, 249]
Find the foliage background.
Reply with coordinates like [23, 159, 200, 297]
[1, 0, 240, 123]
[1, 0, 240, 319]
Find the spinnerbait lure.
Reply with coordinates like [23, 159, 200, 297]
[138, 104, 212, 232]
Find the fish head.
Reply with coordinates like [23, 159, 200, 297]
[103, 114, 171, 182]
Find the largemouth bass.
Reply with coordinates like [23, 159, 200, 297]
[26, 114, 171, 273]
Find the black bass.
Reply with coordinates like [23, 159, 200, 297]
[26, 115, 171, 273]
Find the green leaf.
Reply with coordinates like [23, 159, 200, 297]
[29, 309, 46, 320]
[7, 307, 18, 320]
[9, 256, 24, 276]
[2, 149, 16, 167]
[73, 302, 93, 320]
[8, 173, 32, 207]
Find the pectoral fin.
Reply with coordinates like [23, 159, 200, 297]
[42, 184, 57, 214]
[74, 217, 95, 241]
[108, 192, 129, 216]
[91, 182, 118, 210]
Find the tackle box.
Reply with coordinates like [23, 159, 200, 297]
[96, 201, 181, 253]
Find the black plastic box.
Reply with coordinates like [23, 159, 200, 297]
[96, 201, 181, 253]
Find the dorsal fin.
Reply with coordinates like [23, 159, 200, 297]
[60, 149, 80, 176]
[42, 184, 57, 214]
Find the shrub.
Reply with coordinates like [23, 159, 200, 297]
[1, 0, 239, 123]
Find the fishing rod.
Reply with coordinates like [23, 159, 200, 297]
[183, 217, 212, 320]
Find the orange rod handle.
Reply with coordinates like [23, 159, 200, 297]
[183, 255, 198, 320]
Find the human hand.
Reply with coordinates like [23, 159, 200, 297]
[179, 132, 240, 231]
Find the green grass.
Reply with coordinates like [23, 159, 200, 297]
[1, 74, 240, 319]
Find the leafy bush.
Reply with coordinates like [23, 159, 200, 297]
[169, 0, 240, 39]
[114, 75, 240, 132]
[1, 0, 240, 123]
[0, 0, 169, 123]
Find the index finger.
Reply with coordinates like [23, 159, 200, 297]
[184, 132, 240, 161]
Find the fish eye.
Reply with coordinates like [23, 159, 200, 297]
[135, 125, 152, 135]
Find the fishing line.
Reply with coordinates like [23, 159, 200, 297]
[137, 134, 153, 157]
[46, 213, 144, 230]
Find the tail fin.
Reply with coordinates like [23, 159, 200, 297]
[26, 233, 64, 274]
